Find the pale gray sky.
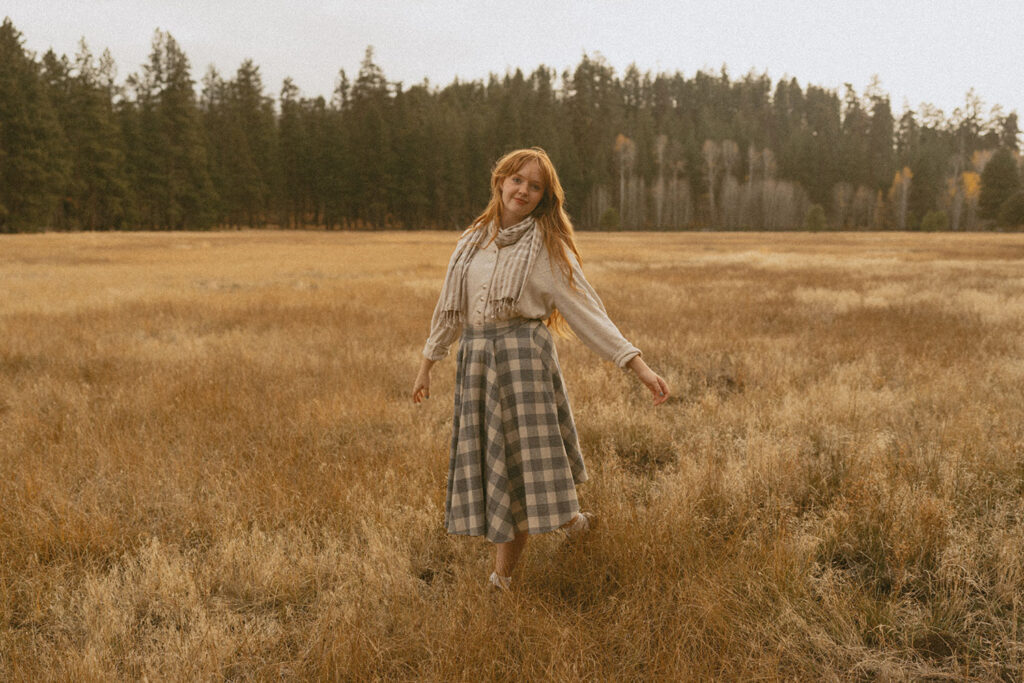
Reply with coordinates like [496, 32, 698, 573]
[5, 1, 1022, 119]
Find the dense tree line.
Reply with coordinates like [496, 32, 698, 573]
[1, 18, 1022, 233]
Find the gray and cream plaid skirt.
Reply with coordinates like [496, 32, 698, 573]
[446, 317, 588, 543]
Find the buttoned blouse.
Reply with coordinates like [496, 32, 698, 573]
[464, 236, 500, 325]
[423, 231, 642, 368]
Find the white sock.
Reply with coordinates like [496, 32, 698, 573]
[489, 571, 512, 589]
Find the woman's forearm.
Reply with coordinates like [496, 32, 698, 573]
[626, 355, 649, 375]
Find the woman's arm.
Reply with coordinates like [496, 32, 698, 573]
[627, 355, 670, 406]
[546, 253, 642, 368]
[547, 251, 669, 406]
[412, 356, 436, 403]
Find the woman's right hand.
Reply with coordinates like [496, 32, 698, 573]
[412, 358, 434, 403]
[627, 355, 670, 406]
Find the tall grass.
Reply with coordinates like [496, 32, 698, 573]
[2, 230, 1023, 679]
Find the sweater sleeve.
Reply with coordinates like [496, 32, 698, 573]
[548, 253, 641, 368]
[422, 239, 466, 361]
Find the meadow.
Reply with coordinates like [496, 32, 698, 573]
[2, 229, 1023, 680]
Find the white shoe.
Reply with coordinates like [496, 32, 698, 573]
[489, 572, 512, 590]
[563, 512, 595, 541]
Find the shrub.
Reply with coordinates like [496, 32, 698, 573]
[998, 191, 1024, 227]
[599, 207, 621, 230]
[980, 148, 1021, 219]
[920, 210, 949, 232]
[803, 204, 827, 231]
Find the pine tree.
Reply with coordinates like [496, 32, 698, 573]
[979, 147, 1021, 220]
[1000, 112, 1020, 151]
[840, 84, 872, 188]
[202, 60, 276, 227]
[347, 47, 394, 227]
[867, 91, 895, 191]
[126, 30, 215, 229]
[42, 41, 131, 229]
[277, 78, 308, 227]
[565, 54, 621, 226]
[0, 18, 70, 230]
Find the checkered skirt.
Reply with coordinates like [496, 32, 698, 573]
[446, 317, 588, 543]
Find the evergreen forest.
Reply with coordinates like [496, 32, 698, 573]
[2, 18, 1022, 233]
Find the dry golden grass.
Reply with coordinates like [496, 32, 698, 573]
[2, 230, 1023, 680]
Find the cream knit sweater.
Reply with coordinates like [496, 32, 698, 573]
[423, 233, 641, 367]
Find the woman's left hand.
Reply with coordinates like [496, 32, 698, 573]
[627, 356, 669, 406]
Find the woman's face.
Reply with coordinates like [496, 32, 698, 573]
[499, 160, 545, 226]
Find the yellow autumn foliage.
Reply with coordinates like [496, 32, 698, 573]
[887, 166, 913, 204]
[962, 170, 981, 199]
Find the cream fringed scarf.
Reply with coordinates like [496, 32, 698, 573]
[437, 216, 543, 327]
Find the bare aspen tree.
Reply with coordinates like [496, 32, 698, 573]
[720, 175, 740, 228]
[761, 179, 778, 230]
[946, 174, 964, 231]
[615, 133, 636, 226]
[719, 140, 740, 227]
[625, 175, 646, 228]
[702, 139, 720, 226]
[654, 134, 667, 227]
[762, 179, 787, 230]
[832, 182, 854, 229]
[586, 185, 611, 229]
[737, 148, 779, 229]
[667, 156, 691, 229]
[762, 148, 777, 179]
[761, 180, 810, 230]
[739, 178, 756, 227]
[873, 190, 887, 230]
[888, 167, 913, 229]
[651, 179, 664, 228]
[853, 186, 875, 228]
[674, 175, 693, 228]
[721, 140, 739, 175]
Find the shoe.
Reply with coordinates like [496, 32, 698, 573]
[489, 571, 512, 590]
[563, 512, 595, 541]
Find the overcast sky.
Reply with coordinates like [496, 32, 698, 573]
[5, 1, 1023, 119]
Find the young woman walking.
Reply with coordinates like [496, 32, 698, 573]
[412, 147, 668, 590]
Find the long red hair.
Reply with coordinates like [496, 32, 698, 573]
[464, 147, 581, 337]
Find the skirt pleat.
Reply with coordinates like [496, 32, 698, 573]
[445, 317, 588, 543]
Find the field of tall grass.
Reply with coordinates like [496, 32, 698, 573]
[2, 230, 1023, 680]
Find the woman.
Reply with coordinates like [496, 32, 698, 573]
[412, 147, 668, 590]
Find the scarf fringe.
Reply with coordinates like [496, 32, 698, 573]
[436, 218, 539, 329]
[490, 299, 517, 320]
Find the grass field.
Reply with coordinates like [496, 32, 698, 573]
[2, 230, 1023, 680]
